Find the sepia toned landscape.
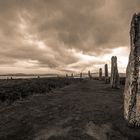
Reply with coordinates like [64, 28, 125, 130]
[1, 76, 140, 140]
[1, 0, 140, 140]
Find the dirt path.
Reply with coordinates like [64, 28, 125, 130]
[0, 79, 140, 140]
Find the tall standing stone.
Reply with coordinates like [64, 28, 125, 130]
[110, 56, 120, 88]
[71, 73, 74, 78]
[124, 13, 140, 126]
[104, 64, 109, 83]
[99, 68, 102, 80]
[88, 70, 92, 79]
[80, 72, 82, 79]
[66, 74, 68, 78]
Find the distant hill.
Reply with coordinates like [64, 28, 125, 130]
[0, 73, 58, 77]
[0, 72, 126, 78]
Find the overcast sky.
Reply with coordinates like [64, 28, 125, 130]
[0, 0, 140, 74]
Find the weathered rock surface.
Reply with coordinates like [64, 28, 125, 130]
[105, 64, 109, 83]
[110, 56, 120, 88]
[124, 12, 140, 126]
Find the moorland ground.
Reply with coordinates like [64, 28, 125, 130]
[0, 78, 140, 140]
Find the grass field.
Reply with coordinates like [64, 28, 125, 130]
[0, 77, 134, 140]
[0, 77, 80, 104]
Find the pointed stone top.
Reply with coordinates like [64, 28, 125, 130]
[111, 56, 117, 59]
[136, 12, 140, 16]
[131, 12, 140, 22]
[132, 13, 137, 17]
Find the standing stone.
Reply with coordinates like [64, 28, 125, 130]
[66, 74, 68, 78]
[80, 72, 82, 79]
[104, 64, 109, 83]
[110, 56, 120, 88]
[88, 70, 92, 79]
[80, 72, 83, 82]
[124, 13, 140, 127]
[71, 73, 74, 78]
[99, 68, 102, 80]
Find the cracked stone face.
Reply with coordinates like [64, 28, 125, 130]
[124, 12, 140, 126]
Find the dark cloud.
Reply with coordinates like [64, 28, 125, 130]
[0, 0, 139, 73]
